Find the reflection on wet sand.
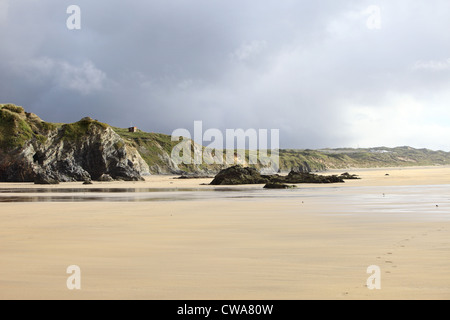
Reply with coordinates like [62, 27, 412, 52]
[1, 184, 449, 221]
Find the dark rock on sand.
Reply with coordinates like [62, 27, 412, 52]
[282, 171, 344, 184]
[210, 165, 269, 185]
[98, 174, 114, 182]
[210, 165, 345, 186]
[339, 172, 361, 180]
[177, 174, 215, 179]
[264, 183, 297, 189]
[34, 173, 60, 185]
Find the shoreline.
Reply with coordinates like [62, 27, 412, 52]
[1, 165, 449, 189]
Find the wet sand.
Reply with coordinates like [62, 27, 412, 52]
[0, 166, 449, 299]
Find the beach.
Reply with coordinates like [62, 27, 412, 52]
[0, 166, 449, 300]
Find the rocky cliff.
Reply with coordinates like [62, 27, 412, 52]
[0, 104, 149, 182]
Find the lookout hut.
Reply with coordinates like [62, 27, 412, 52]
[128, 126, 138, 133]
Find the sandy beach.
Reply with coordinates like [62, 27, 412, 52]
[0, 166, 449, 300]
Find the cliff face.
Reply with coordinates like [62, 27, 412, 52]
[0, 105, 149, 182]
[112, 127, 228, 175]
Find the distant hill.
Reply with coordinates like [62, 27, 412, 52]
[1, 103, 449, 182]
[278, 147, 450, 172]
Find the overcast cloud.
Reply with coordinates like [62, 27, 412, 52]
[1, 0, 450, 150]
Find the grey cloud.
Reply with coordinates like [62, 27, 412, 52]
[1, 0, 450, 150]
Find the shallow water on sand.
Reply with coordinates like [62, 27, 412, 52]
[0, 184, 449, 220]
[0, 186, 273, 202]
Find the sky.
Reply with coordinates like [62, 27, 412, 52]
[1, 0, 450, 150]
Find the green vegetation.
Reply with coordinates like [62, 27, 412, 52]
[114, 141, 125, 150]
[113, 127, 181, 170]
[2, 104, 25, 114]
[35, 135, 48, 144]
[61, 118, 109, 141]
[278, 149, 328, 171]
[114, 127, 234, 173]
[0, 105, 33, 149]
[38, 121, 57, 132]
[0, 104, 61, 150]
[309, 146, 450, 169]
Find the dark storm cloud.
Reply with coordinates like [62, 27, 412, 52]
[1, 0, 450, 150]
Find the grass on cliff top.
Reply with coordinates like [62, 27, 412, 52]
[0, 104, 34, 150]
[61, 118, 109, 141]
[1, 104, 25, 114]
[114, 127, 231, 172]
[113, 127, 179, 168]
[0, 104, 66, 149]
[0, 104, 116, 149]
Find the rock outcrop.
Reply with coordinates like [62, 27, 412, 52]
[0, 105, 149, 182]
[210, 165, 346, 186]
[264, 182, 297, 189]
[292, 161, 312, 173]
[339, 172, 361, 180]
[283, 171, 344, 184]
[34, 172, 60, 185]
[210, 166, 269, 185]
